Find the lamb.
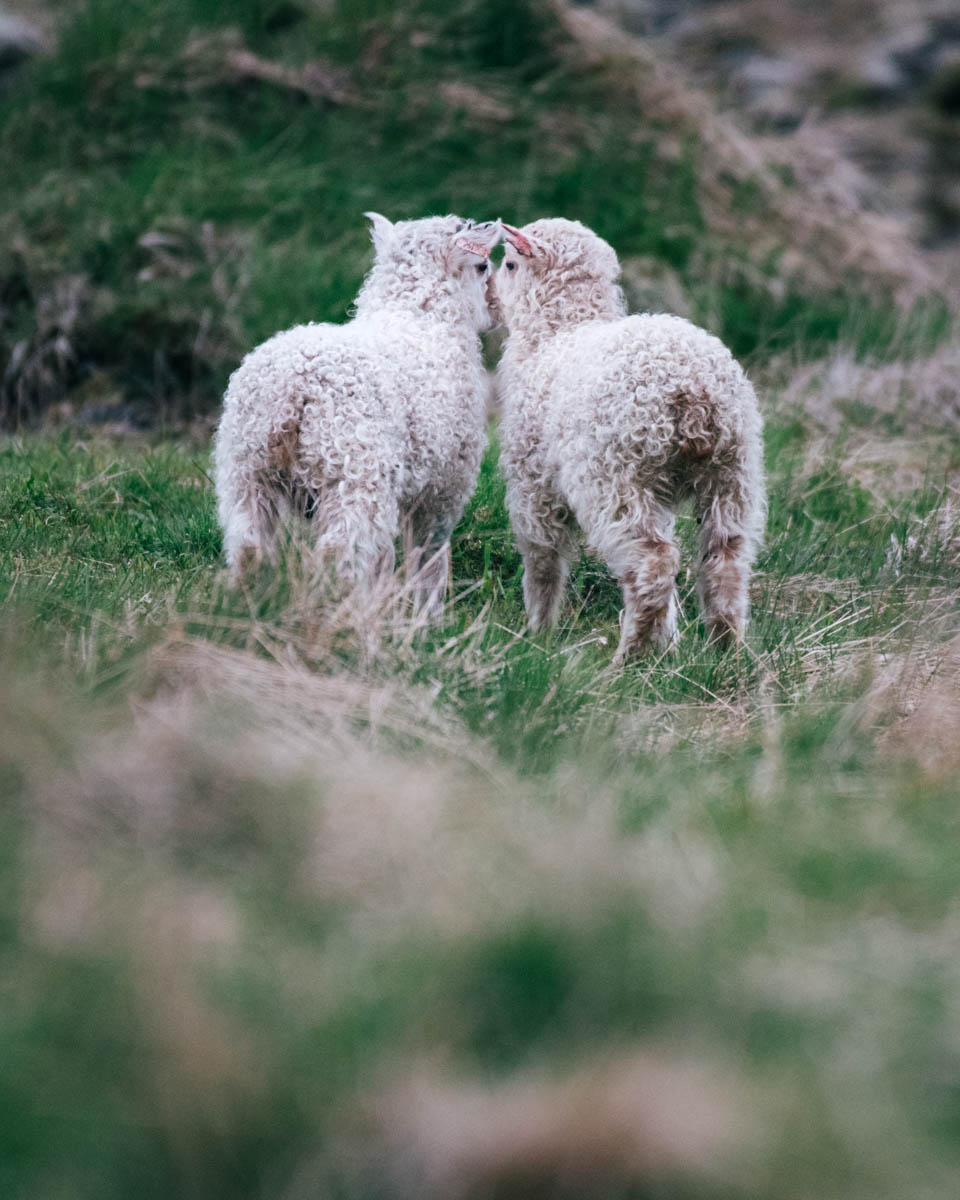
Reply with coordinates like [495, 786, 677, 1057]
[493, 218, 766, 661]
[213, 213, 501, 616]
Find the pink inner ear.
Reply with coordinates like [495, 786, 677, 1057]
[501, 223, 535, 257]
[456, 239, 493, 258]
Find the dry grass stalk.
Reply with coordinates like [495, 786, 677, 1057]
[780, 340, 960, 433]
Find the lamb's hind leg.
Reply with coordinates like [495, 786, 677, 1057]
[587, 494, 680, 662]
[695, 476, 764, 648]
[520, 541, 567, 632]
[215, 411, 296, 585]
[612, 538, 680, 662]
[405, 503, 455, 624]
[517, 515, 578, 633]
[505, 475, 577, 632]
[218, 474, 282, 586]
[410, 535, 451, 623]
[314, 481, 398, 590]
[698, 533, 749, 647]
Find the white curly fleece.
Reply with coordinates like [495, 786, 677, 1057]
[494, 218, 766, 659]
[214, 213, 500, 612]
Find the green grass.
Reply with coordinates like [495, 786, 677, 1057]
[0, 435, 219, 630]
[2, 0, 947, 425]
[3, 423, 954, 689]
[1, 410, 959, 1199]
[0, 442, 958, 1199]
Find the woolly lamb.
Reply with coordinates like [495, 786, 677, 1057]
[494, 218, 765, 660]
[214, 213, 501, 615]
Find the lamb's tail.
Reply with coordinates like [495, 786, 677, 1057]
[214, 359, 318, 577]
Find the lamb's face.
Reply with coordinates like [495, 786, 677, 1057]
[494, 218, 623, 336]
[363, 213, 501, 330]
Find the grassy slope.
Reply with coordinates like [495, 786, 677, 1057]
[0, 0, 948, 425]
[3, 1, 960, 1197]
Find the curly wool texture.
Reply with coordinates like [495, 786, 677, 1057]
[495, 218, 766, 658]
[214, 214, 497, 607]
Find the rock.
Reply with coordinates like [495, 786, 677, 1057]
[850, 20, 960, 103]
[739, 55, 810, 92]
[930, 53, 960, 116]
[852, 50, 908, 97]
[620, 256, 692, 318]
[595, 0, 700, 39]
[734, 55, 811, 133]
[887, 22, 942, 86]
[749, 89, 807, 133]
[439, 81, 513, 123]
[0, 12, 43, 71]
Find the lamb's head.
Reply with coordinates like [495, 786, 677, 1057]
[355, 213, 501, 330]
[494, 217, 626, 345]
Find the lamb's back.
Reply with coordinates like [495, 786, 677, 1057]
[223, 321, 388, 423]
[550, 313, 741, 403]
[218, 313, 486, 505]
[544, 314, 752, 451]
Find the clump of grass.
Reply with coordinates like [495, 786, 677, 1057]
[3, 427, 957, 704]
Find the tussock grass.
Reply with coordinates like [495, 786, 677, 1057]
[2, 407, 960, 1197]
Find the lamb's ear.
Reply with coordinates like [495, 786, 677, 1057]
[501, 222, 537, 258]
[364, 211, 395, 257]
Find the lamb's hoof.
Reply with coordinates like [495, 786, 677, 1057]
[226, 546, 262, 588]
[705, 617, 744, 651]
[612, 639, 652, 667]
[613, 612, 678, 665]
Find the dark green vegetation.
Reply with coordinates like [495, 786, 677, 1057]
[3, 1, 960, 1197]
[1, 0, 947, 426]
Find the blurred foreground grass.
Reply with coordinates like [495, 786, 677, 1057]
[2, 416, 960, 1198]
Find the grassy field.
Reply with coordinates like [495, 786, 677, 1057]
[2, 404, 960, 1198]
[3, 0, 960, 1197]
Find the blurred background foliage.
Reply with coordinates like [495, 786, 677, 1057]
[0, 0, 953, 426]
